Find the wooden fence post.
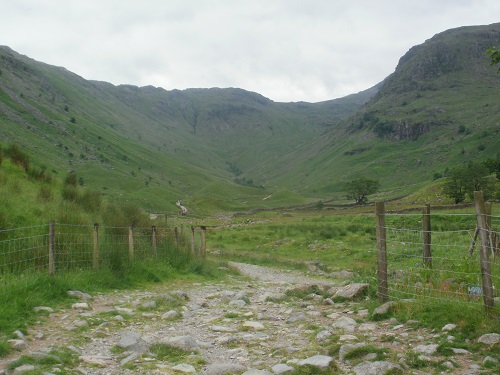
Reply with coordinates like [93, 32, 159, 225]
[191, 226, 196, 255]
[49, 221, 55, 275]
[200, 226, 207, 258]
[152, 226, 157, 257]
[93, 223, 99, 270]
[422, 204, 432, 268]
[474, 191, 494, 311]
[174, 227, 179, 247]
[128, 226, 134, 261]
[376, 202, 388, 302]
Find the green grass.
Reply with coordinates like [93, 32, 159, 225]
[342, 344, 388, 361]
[208, 205, 500, 342]
[0, 160, 229, 357]
[150, 343, 194, 362]
[7, 347, 78, 373]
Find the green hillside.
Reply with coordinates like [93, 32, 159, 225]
[0, 22, 499, 214]
[270, 22, 500, 198]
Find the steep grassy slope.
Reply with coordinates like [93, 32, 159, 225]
[270, 22, 500, 198]
[0, 46, 370, 213]
[0, 22, 499, 212]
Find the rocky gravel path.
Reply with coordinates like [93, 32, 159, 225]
[1, 262, 499, 374]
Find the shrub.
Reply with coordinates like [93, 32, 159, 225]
[5, 144, 29, 171]
[27, 166, 52, 183]
[37, 185, 53, 202]
[77, 190, 101, 213]
[61, 185, 78, 202]
[65, 173, 77, 186]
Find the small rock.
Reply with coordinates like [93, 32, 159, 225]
[442, 323, 456, 332]
[258, 292, 286, 302]
[229, 299, 246, 307]
[211, 325, 237, 333]
[298, 355, 334, 369]
[271, 363, 295, 374]
[120, 352, 140, 366]
[34, 306, 54, 313]
[162, 310, 180, 320]
[165, 336, 199, 351]
[73, 320, 88, 327]
[142, 301, 156, 309]
[203, 363, 247, 375]
[332, 316, 357, 332]
[452, 348, 469, 355]
[362, 353, 377, 361]
[172, 363, 196, 373]
[358, 323, 377, 332]
[243, 321, 265, 330]
[71, 302, 90, 310]
[483, 356, 499, 364]
[334, 283, 369, 300]
[316, 330, 332, 342]
[477, 333, 500, 345]
[286, 312, 307, 323]
[442, 361, 455, 370]
[117, 331, 149, 353]
[352, 361, 403, 375]
[414, 344, 438, 355]
[8, 339, 27, 350]
[79, 355, 114, 367]
[115, 307, 134, 315]
[12, 364, 36, 374]
[330, 270, 355, 279]
[67, 290, 92, 300]
[215, 336, 238, 345]
[242, 369, 272, 375]
[339, 334, 358, 342]
[372, 301, 396, 318]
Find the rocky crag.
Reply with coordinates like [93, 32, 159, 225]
[1, 262, 499, 374]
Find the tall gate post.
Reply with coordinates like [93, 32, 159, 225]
[474, 191, 494, 311]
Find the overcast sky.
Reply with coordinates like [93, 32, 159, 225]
[2, 1, 499, 102]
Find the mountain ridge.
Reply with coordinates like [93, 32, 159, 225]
[1, 22, 499, 213]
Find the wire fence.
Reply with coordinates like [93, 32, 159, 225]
[375, 195, 499, 312]
[1, 200, 499, 312]
[0, 223, 207, 295]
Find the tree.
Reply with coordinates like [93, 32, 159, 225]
[486, 46, 500, 73]
[443, 167, 467, 204]
[343, 177, 380, 204]
[463, 161, 496, 200]
[484, 154, 500, 179]
[443, 162, 496, 203]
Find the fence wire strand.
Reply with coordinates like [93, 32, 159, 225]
[377, 211, 499, 309]
[0, 223, 204, 295]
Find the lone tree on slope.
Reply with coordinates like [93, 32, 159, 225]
[343, 177, 380, 205]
